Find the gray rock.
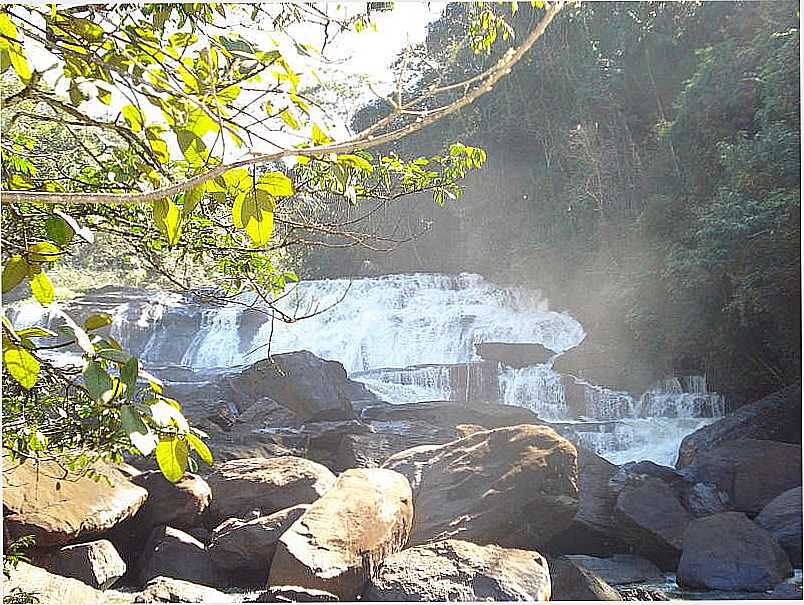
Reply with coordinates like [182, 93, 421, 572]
[566, 554, 664, 585]
[253, 586, 339, 602]
[138, 526, 225, 588]
[756, 487, 803, 566]
[4, 561, 106, 604]
[364, 539, 551, 601]
[549, 556, 621, 601]
[48, 539, 126, 590]
[133, 576, 235, 602]
[677, 512, 792, 591]
[131, 471, 211, 531]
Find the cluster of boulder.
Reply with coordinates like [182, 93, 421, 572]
[3, 351, 801, 603]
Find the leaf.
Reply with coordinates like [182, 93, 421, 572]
[16, 327, 57, 338]
[30, 271, 54, 305]
[8, 44, 31, 82]
[97, 86, 112, 105]
[233, 189, 275, 247]
[186, 432, 213, 465]
[121, 405, 156, 455]
[52, 307, 94, 354]
[121, 104, 144, 133]
[155, 437, 189, 483]
[84, 313, 112, 331]
[256, 172, 294, 197]
[182, 185, 205, 218]
[3, 345, 40, 389]
[145, 126, 170, 163]
[152, 199, 183, 246]
[279, 108, 299, 130]
[28, 242, 62, 263]
[150, 399, 190, 432]
[45, 215, 75, 246]
[2, 255, 28, 293]
[311, 123, 332, 145]
[83, 360, 113, 403]
[54, 210, 94, 243]
[120, 357, 139, 399]
[337, 154, 374, 172]
[97, 348, 130, 363]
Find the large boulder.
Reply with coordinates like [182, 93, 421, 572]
[362, 400, 541, 432]
[755, 487, 802, 566]
[224, 351, 378, 421]
[384, 424, 578, 549]
[677, 512, 792, 591]
[565, 554, 664, 585]
[4, 561, 106, 604]
[133, 576, 235, 603]
[268, 468, 413, 600]
[138, 526, 225, 588]
[3, 457, 148, 547]
[44, 539, 126, 590]
[676, 382, 801, 468]
[364, 540, 551, 601]
[681, 439, 801, 515]
[614, 476, 692, 570]
[130, 471, 211, 531]
[206, 456, 335, 525]
[548, 556, 622, 601]
[208, 504, 308, 582]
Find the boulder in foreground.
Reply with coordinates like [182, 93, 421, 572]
[755, 487, 803, 567]
[138, 525, 225, 588]
[131, 471, 211, 531]
[4, 561, 106, 604]
[383, 424, 578, 549]
[548, 556, 622, 601]
[46, 539, 126, 590]
[566, 554, 664, 585]
[133, 576, 235, 603]
[677, 511, 792, 591]
[268, 468, 413, 600]
[364, 539, 551, 601]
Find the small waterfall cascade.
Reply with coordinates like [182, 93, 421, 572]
[4, 273, 725, 466]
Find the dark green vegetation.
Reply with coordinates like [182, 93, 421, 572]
[331, 1, 801, 404]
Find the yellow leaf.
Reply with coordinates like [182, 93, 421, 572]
[3, 345, 40, 390]
[29, 271, 54, 305]
[152, 199, 183, 246]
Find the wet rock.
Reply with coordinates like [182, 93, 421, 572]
[44, 539, 126, 590]
[362, 400, 541, 432]
[681, 439, 801, 515]
[677, 512, 792, 591]
[268, 468, 413, 600]
[133, 576, 235, 603]
[4, 561, 106, 604]
[618, 586, 670, 601]
[206, 456, 335, 526]
[565, 554, 664, 585]
[253, 586, 339, 602]
[549, 556, 622, 601]
[677, 382, 801, 468]
[475, 341, 555, 367]
[130, 471, 211, 531]
[614, 476, 692, 569]
[208, 504, 308, 582]
[383, 424, 578, 549]
[755, 487, 803, 566]
[3, 457, 148, 547]
[138, 526, 225, 588]
[552, 341, 657, 396]
[364, 539, 551, 601]
[767, 581, 803, 600]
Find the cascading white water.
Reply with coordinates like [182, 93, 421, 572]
[499, 365, 568, 419]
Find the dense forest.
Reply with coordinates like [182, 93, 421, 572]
[308, 1, 801, 405]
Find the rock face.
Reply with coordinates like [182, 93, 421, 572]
[268, 468, 413, 600]
[677, 512, 792, 591]
[208, 504, 308, 581]
[681, 439, 801, 515]
[676, 382, 801, 468]
[614, 476, 692, 569]
[384, 424, 578, 549]
[133, 576, 235, 603]
[565, 554, 664, 585]
[206, 456, 336, 525]
[755, 487, 803, 566]
[4, 561, 106, 604]
[548, 556, 622, 601]
[130, 471, 211, 531]
[47, 539, 126, 590]
[255, 586, 339, 602]
[138, 526, 225, 588]
[224, 351, 377, 421]
[364, 540, 551, 601]
[475, 342, 555, 367]
[3, 457, 148, 547]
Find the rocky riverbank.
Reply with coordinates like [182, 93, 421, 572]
[4, 352, 802, 602]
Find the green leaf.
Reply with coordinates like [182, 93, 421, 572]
[279, 108, 299, 130]
[152, 199, 183, 246]
[155, 437, 189, 483]
[54, 210, 94, 243]
[16, 327, 57, 339]
[145, 126, 170, 163]
[186, 432, 213, 465]
[120, 357, 139, 399]
[2, 255, 28, 293]
[45, 215, 75, 246]
[121, 104, 144, 133]
[97, 348, 130, 363]
[84, 313, 112, 331]
[83, 360, 113, 403]
[28, 242, 62, 263]
[337, 154, 374, 172]
[30, 271, 54, 305]
[233, 189, 275, 247]
[121, 404, 156, 455]
[3, 345, 40, 389]
[256, 172, 294, 197]
[182, 185, 205, 218]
